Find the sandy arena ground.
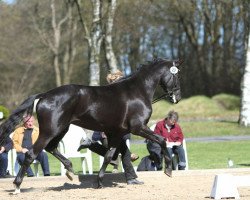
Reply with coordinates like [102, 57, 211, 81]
[1, 168, 250, 200]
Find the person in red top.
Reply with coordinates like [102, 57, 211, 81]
[154, 110, 186, 170]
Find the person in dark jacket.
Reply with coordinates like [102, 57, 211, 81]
[146, 139, 163, 170]
[0, 137, 13, 178]
[78, 132, 143, 185]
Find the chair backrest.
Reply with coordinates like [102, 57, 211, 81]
[150, 124, 156, 131]
[60, 124, 90, 158]
[7, 148, 15, 175]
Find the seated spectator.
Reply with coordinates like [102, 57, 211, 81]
[146, 139, 163, 170]
[0, 137, 13, 178]
[12, 116, 50, 177]
[78, 131, 143, 185]
[153, 110, 186, 170]
[78, 131, 139, 172]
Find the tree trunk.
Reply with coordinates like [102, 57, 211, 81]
[51, 0, 62, 86]
[105, 0, 118, 73]
[239, 34, 250, 126]
[63, 0, 77, 85]
[88, 0, 103, 86]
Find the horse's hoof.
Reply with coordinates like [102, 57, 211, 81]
[97, 184, 103, 189]
[164, 168, 172, 177]
[12, 184, 20, 195]
[66, 171, 74, 181]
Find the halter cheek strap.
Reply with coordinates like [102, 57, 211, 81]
[152, 62, 179, 104]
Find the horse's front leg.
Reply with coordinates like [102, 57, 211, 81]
[13, 149, 36, 194]
[136, 126, 172, 177]
[98, 147, 117, 188]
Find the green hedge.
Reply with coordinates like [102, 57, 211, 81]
[0, 105, 10, 119]
[212, 93, 240, 110]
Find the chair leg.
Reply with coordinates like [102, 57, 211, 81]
[14, 160, 40, 176]
[81, 158, 87, 174]
[99, 156, 104, 169]
[34, 162, 39, 177]
[14, 160, 19, 176]
[60, 162, 66, 176]
[86, 157, 93, 174]
[119, 155, 124, 172]
[172, 154, 178, 170]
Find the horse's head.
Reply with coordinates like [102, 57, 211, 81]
[160, 59, 183, 104]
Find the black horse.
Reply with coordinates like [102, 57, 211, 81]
[0, 58, 183, 192]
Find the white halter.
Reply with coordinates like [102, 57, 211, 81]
[170, 62, 179, 75]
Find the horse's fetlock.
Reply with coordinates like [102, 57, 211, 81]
[13, 178, 21, 188]
[65, 159, 72, 167]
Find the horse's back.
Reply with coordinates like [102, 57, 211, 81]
[36, 84, 82, 119]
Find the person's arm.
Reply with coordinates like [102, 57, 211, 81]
[166, 124, 184, 147]
[12, 129, 24, 152]
[3, 137, 13, 152]
[0, 137, 13, 153]
[154, 122, 164, 138]
[0, 146, 5, 154]
[176, 124, 184, 144]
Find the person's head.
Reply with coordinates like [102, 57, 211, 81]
[165, 110, 179, 126]
[106, 70, 124, 83]
[23, 115, 35, 129]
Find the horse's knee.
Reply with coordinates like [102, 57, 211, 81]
[104, 154, 113, 163]
[104, 148, 116, 162]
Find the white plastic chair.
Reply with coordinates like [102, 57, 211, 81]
[8, 134, 40, 177]
[59, 124, 93, 175]
[7, 148, 15, 176]
[7, 149, 40, 176]
[149, 124, 189, 170]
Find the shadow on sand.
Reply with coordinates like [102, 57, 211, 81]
[47, 173, 127, 191]
[4, 173, 127, 195]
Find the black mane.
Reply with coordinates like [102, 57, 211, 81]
[115, 58, 171, 83]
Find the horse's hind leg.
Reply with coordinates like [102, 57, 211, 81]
[13, 136, 50, 194]
[98, 147, 117, 188]
[45, 133, 74, 180]
[46, 147, 74, 180]
[13, 149, 37, 194]
[13, 132, 55, 194]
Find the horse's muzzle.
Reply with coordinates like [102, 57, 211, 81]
[172, 94, 177, 103]
[171, 93, 181, 104]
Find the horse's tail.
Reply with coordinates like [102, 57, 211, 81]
[0, 93, 42, 145]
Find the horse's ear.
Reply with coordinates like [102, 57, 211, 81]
[176, 59, 184, 67]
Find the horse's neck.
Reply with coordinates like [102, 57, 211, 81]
[131, 66, 163, 100]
